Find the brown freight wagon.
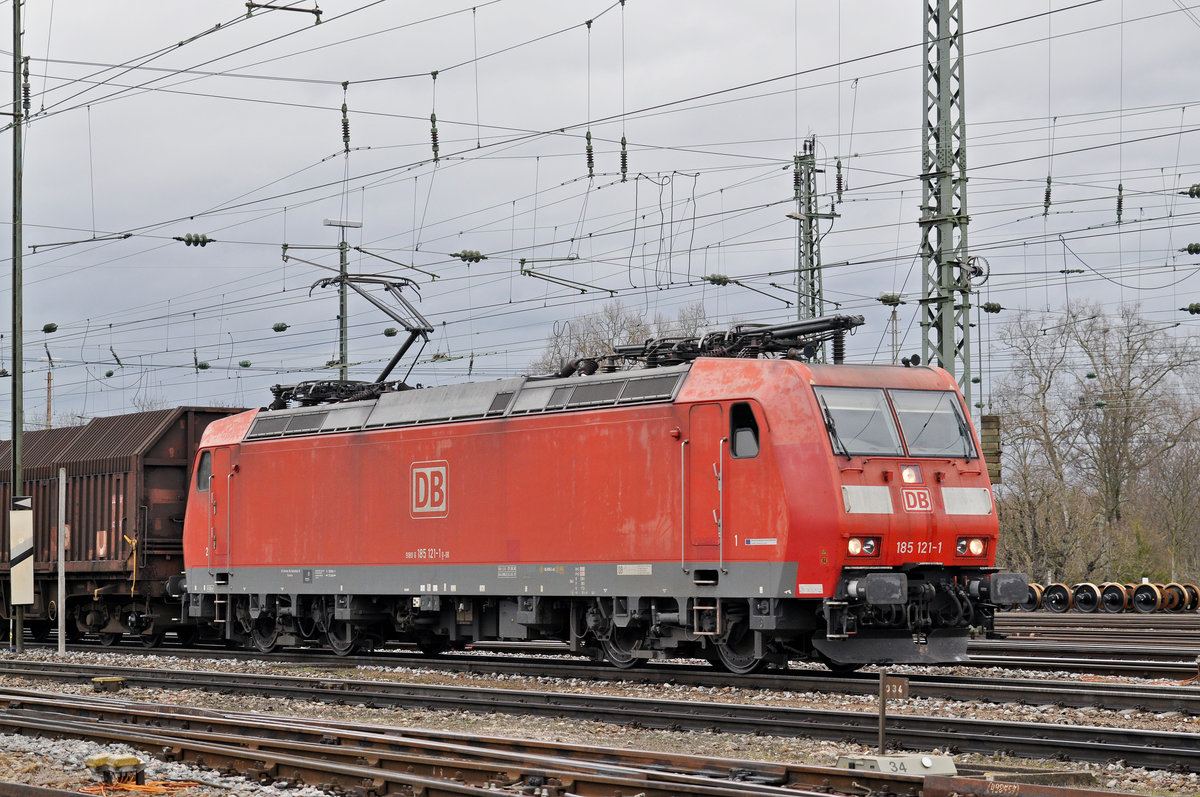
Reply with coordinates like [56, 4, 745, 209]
[0, 407, 241, 646]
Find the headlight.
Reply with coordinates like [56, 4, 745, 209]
[900, 465, 922, 484]
[956, 537, 986, 556]
[848, 537, 880, 556]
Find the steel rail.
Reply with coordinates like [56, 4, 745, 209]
[14, 644, 1200, 707]
[0, 687, 920, 797]
[29, 628, 1200, 671]
[0, 709, 498, 796]
[0, 660, 1195, 773]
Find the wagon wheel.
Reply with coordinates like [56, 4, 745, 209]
[28, 621, 51, 642]
[175, 627, 199, 647]
[139, 632, 165, 649]
[1099, 583, 1130, 613]
[326, 620, 359, 657]
[1071, 583, 1101, 613]
[97, 632, 122, 647]
[600, 625, 644, 669]
[1041, 583, 1073, 613]
[1163, 583, 1187, 613]
[1183, 584, 1200, 612]
[250, 613, 280, 654]
[1132, 583, 1163, 613]
[1017, 583, 1044, 612]
[709, 623, 769, 675]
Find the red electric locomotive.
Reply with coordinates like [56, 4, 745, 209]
[178, 314, 1026, 671]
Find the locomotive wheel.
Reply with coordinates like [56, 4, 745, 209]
[712, 642, 768, 674]
[139, 632, 165, 649]
[600, 626, 644, 669]
[250, 614, 280, 654]
[709, 626, 768, 675]
[326, 620, 360, 656]
[97, 632, 122, 647]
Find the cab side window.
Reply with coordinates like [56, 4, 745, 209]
[730, 402, 760, 458]
[196, 451, 212, 492]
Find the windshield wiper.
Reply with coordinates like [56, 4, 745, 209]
[954, 409, 975, 462]
[819, 395, 853, 461]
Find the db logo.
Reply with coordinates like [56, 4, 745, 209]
[901, 487, 933, 513]
[411, 461, 448, 518]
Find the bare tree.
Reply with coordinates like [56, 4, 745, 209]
[529, 300, 708, 374]
[993, 302, 1200, 583]
[1136, 437, 1200, 581]
[1067, 305, 1200, 525]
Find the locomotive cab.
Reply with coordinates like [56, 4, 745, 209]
[805, 371, 1027, 665]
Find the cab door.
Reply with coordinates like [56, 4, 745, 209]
[208, 447, 232, 574]
[687, 404, 724, 555]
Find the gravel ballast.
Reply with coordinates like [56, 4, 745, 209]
[1, 649, 1198, 796]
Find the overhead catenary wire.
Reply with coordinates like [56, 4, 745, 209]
[3, 0, 1198, 428]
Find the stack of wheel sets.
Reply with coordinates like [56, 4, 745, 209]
[1018, 581, 1200, 613]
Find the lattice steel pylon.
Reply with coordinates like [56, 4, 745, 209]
[789, 136, 837, 360]
[918, 0, 976, 406]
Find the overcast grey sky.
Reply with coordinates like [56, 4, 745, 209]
[1, 0, 1196, 429]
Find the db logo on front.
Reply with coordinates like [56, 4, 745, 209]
[411, 461, 448, 518]
[901, 487, 933, 512]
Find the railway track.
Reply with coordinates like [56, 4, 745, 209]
[994, 611, 1200, 637]
[0, 684, 932, 797]
[1, 659, 1195, 774]
[31, 627, 1200, 674]
[18, 639, 1200, 710]
[28, 609, 1200, 673]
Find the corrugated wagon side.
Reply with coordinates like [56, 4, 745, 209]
[0, 407, 241, 645]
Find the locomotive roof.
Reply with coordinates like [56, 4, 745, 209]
[238, 358, 963, 444]
[245, 364, 693, 441]
[0, 406, 239, 481]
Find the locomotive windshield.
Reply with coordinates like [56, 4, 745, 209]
[813, 387, 904, 456]
[891, 389, 976, 459]
[813, 386, 975, 459]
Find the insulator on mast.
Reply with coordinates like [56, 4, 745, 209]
[430, 113, 440, 163]
[793, 155, 801, 201]
[835, 159, 843, 203]
[21, 58, 29, 112]
[1043, 176, 1052, 216]
[341, 103, 350, 153]
[585, 130, 594, 177]
[430, 70, 440, 164]
[620, 136, 628, 182]
[1116, 183, 1124, 224]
